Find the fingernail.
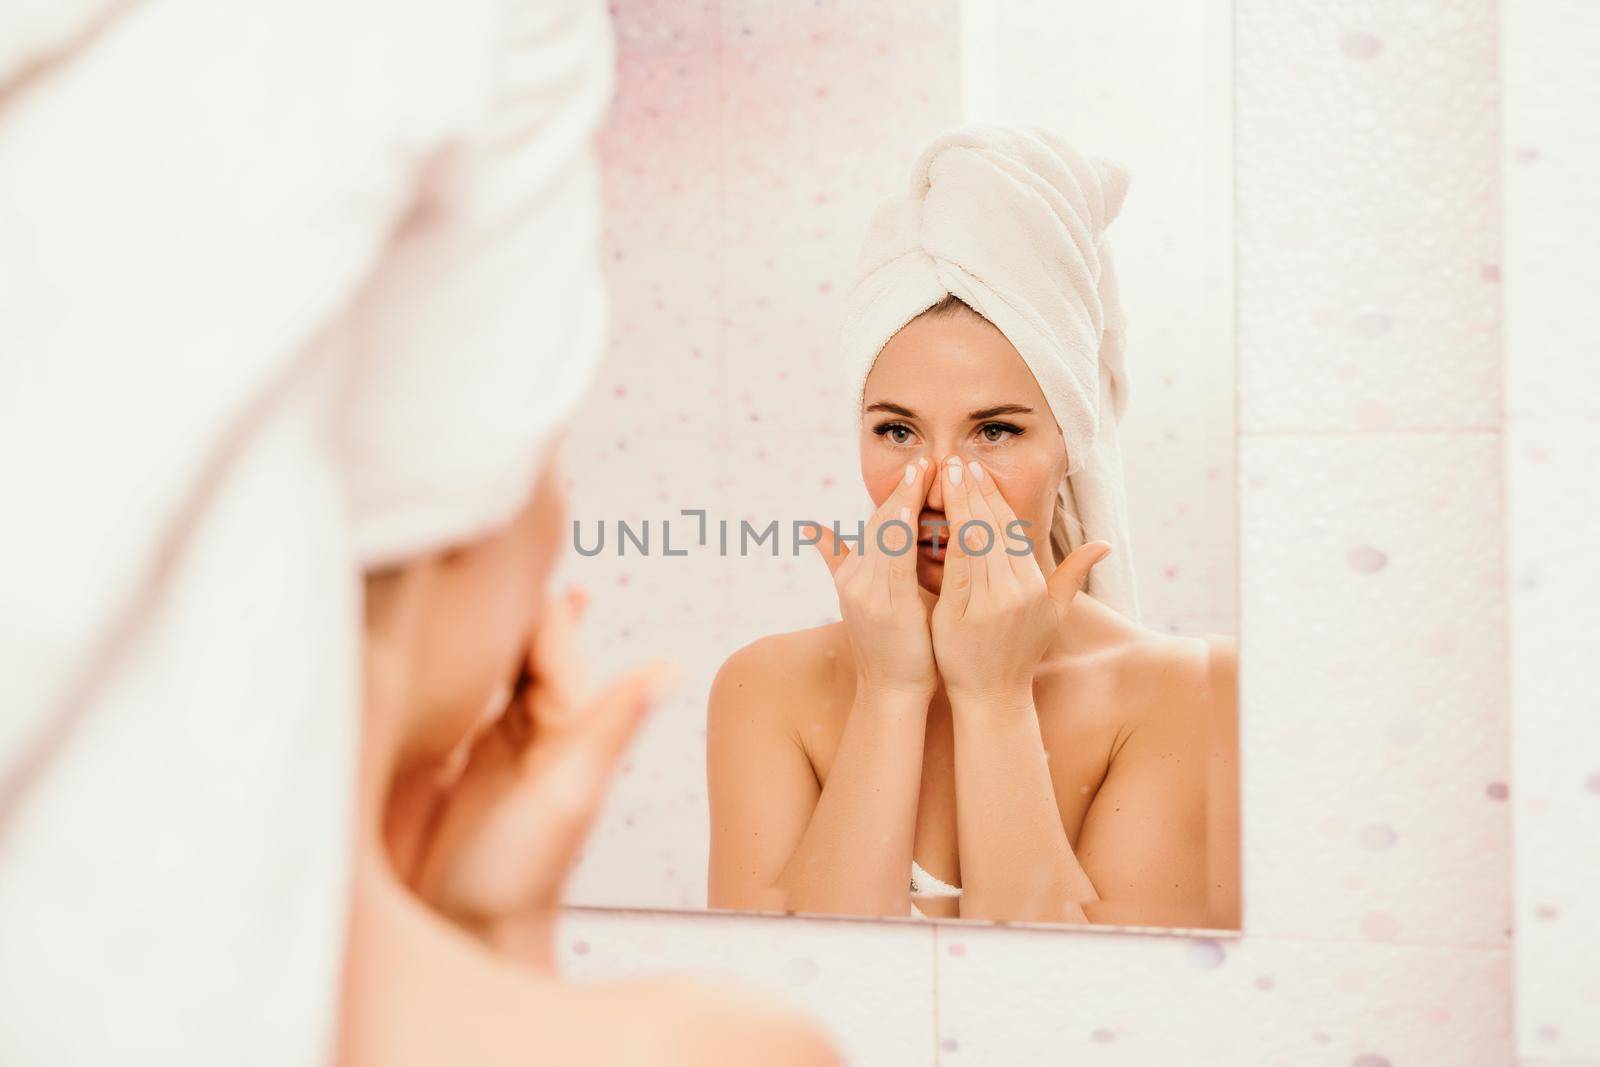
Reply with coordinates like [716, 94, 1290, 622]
[904, 464, 917, 486]
[900, 506, 912, 524]
[947, 457, 963, 485]
[967, 460, 984, 482]
[917, 457, 929, 470]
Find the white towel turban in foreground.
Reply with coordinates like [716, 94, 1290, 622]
[0, 1, 612, 1063]
[338, 11, 612, 570]
[840, 124, 1141, 620]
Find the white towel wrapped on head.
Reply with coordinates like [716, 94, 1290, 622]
[339, 129, 610, 570]
[840, 123, 1141, 621]
[0, 1, 614, 1064]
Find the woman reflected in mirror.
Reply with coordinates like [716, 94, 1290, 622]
[705, 126, 1240, 929]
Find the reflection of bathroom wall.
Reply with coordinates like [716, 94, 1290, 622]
[557, 0, 965, 911]
[963, 0, 1238, 639]
[549, 3, 1585, 1066]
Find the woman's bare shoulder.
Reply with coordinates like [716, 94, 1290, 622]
[709, 621, 850, 714]
[1115, 627, 1237, 733]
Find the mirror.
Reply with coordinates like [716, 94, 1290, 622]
[557, 0, 1237, 932]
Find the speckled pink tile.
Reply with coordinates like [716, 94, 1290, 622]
[718, 0, 959, 48]
[556, 908, 936, 1066]
[1239, 433, 1510, 946]
[1120, 414, 1240, 638]
[598, 47, 724, 249]
[581, 242, 726, 441]
[1236, 0, 1501, 433]
[607, 0, 719, 55]
[935, 924, 1510, 1065]
[718, 239, 858, 440]
[555, 534, 744, 912]
[719, 32, 962, 247]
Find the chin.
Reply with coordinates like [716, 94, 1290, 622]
[916, 557, 944, 595]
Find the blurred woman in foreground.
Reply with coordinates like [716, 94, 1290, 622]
[0, 0, 837, 1063]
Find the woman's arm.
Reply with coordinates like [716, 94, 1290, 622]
[1074, 636, 1236, 929]
[708, 460, 940, 918]
[706, 638, 929, 917]
[947, 690, 1097, 922]
[930, 455, 1105, 921]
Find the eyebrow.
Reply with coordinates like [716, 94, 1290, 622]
[865, 401, 1036, 421]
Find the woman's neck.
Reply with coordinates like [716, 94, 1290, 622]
[1046, 589, 1137, 662]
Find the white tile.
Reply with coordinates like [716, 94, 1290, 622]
[1503, 0, 1600, 420]
[1236, 0, 1501, 432]
[935, 924, 1510, 1065]
[557, 908, 936, 1067]
[1240, 433, 1510, 946]
[1507, 419, 1600, 1060]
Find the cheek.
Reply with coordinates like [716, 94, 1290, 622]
[860, 441, 907, 508]
[983, 456, 1060, 523]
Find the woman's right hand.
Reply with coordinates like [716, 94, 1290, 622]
[810, 458, 937, 701]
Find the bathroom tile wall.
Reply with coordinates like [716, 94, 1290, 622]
[544, 2, 1584, 1065]
[1503, 1, 1600, 1062]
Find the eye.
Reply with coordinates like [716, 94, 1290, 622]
[977, 421, 1023, 445]
[872, 421, 918, 447]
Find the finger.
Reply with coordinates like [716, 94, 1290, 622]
[532, 658, 682, 783]
[885, 463, 932, 587]
[518, 660, 682, 900]
[887, 505, 921, 598]
[526, 587, 593, 730]
[426, 660, 682, 925]
[965, 458, 1035, 580]
[809, 521, 853, 578]
[943, 455, 987, 595]
[433, 675, 517, 788]
[864, 459, 930, 563]
[960, 460, 1014, 591]
[938, 455, 979, 609]
[1046, 541, 1113, 615]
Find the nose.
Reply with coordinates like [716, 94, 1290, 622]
[925, 456, 945, 511]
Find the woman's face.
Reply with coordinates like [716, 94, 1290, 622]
[407, 438, 569, 755]
[859, 308, 1067, 594]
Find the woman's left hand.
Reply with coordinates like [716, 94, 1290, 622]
[929, 455, 1111, 709]
[384, 585, 682, 966]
